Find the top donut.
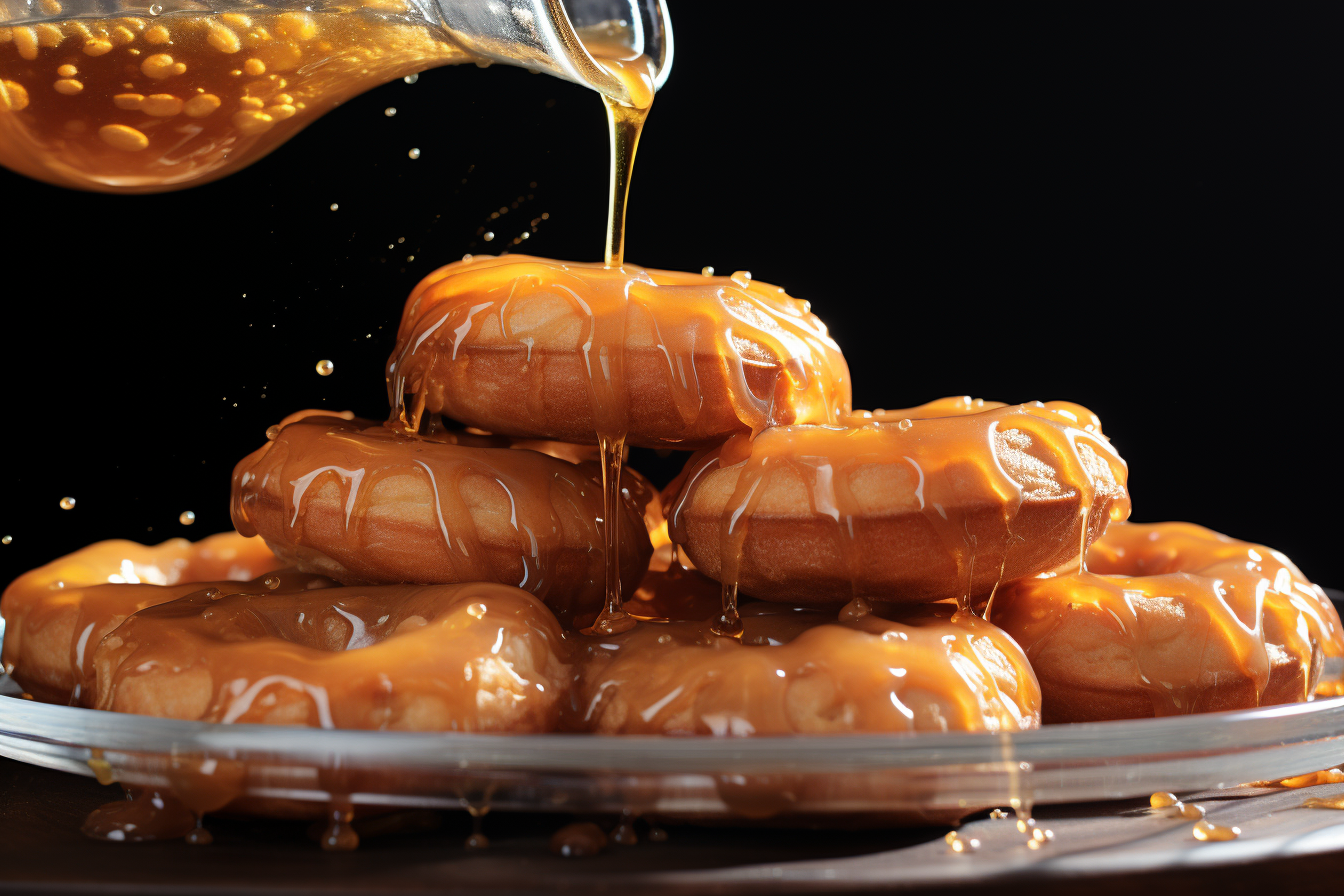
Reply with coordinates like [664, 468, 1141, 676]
[385, 255, 852, 447]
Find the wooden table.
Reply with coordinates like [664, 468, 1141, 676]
[4, 756, 1343, 895]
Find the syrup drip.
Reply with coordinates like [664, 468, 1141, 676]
[1302, 795, 1344, 810]
[551, 821, 608, 857]
[82, 786, 197, 842]
[944, 831, 980, 853]
[994, 522, 1344, 718]
[1279, 768, 1344, 788]
[609, 808, 639, 845]
[322, 799, 359, 851]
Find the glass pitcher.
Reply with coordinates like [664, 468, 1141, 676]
[0, 0, 672, 192]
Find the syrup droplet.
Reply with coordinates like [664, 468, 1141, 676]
[989, 808, 1010, 819]
[383, 107, 396, 117]
[59, 497, 76, 510]
[944, 831, 980, 853]
[1, 536, 10, 545]
[179, 511, 196, 526]
[550, 821, 607, 857]
[1150, 792, 1180, 808]
[700, 266, 714, 276]
[330, 203, 339, 211]
[408, 148, 420, 159]
[1192, 819, 1240, 841]
[483, 232, 495, 242]
[1179, 802, 1206, 820]
[403, 73, 419, 84]
[316, 359, 334, 376]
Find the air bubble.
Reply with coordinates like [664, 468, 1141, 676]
[263, 575, 281, 590]
[316, 359, 334, 376]
[897, 418, 913, 432]
[265, 425, 280, 441]
[149, 3, 163, 14]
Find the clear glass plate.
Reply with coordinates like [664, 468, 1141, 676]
[3, 674, 1343, 821]
[4, 593, 1343, 823]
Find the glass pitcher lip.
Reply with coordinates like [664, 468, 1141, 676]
[549, 0, 675, 102]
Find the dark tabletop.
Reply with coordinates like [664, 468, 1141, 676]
[3, 756, 1344, 896]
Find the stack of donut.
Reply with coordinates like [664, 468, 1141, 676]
[4, 255, 1341, 744]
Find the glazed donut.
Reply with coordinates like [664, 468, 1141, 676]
[572, 600, 1041, 735]
[991, 521, 1344, 723]
[667, 398, 1130, 605]
[384, 255, 852, 448]
[230, 413, 653, 623]
[92, 580, 570, 732]
[0, 532, 279, 704]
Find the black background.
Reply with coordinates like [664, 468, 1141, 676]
[1, 2, 1340, 589]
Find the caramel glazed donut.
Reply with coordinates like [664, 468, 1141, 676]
[384, 254, 853, 447]
[230, 411, 653, 624]
[2, 531, 1040, 742]
[667, 397, 1131, 606]
[992, 521, 1344, 723]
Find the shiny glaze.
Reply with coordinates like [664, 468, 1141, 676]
[92, 579, 570, 731]
[571, 601, 1041, 735]
[229, 413, 652, 623]
[385, 254, 852, 448]
[667, 398, 1130, 622]
[0, 6, 475, 192]
[0, 531, 277, 703]
[992, 521, 1344, 718]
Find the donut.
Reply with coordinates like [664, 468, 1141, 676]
[0, 532, 279, 704]
[667, 398, 1130, 606]
[91, 580, 570, 732]
[572, 599, 1041, 735]
[991, 521, 1344, 723]
[384, 255, 852, 448]
[230, 413, 653, 623]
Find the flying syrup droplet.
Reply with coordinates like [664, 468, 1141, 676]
[384, 107, 396, 117]
[404, 73, 419, 84]
[483, 232, 495, 242]
[408, 148, 420, 159]
[60, 497, 76, 510]
[179, 511, 196, 526]
[2, 536, 11, 545]
[316, 359, 334, 376]
[330, 203, 339, 211]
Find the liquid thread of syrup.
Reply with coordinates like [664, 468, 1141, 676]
[580, 39, 657, 638]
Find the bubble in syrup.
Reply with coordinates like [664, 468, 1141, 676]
[897, 418, 913, 432]
[2, 536, 11, 545]
[384, 107, 396, 117]
[149, 3, 163, 13]
[316, 359, 335, 376]
[330, 203, 339, 211]
[264, 575, 281, 590]
[701, 266, 714, 276]
[60, 497, 76, 510]
[483, 232, 495, 242]
[404, 73, 419, 84]
[179, 510, 196, 526]
[265, 424, 280, 441]
[408, 148, 420, 159]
